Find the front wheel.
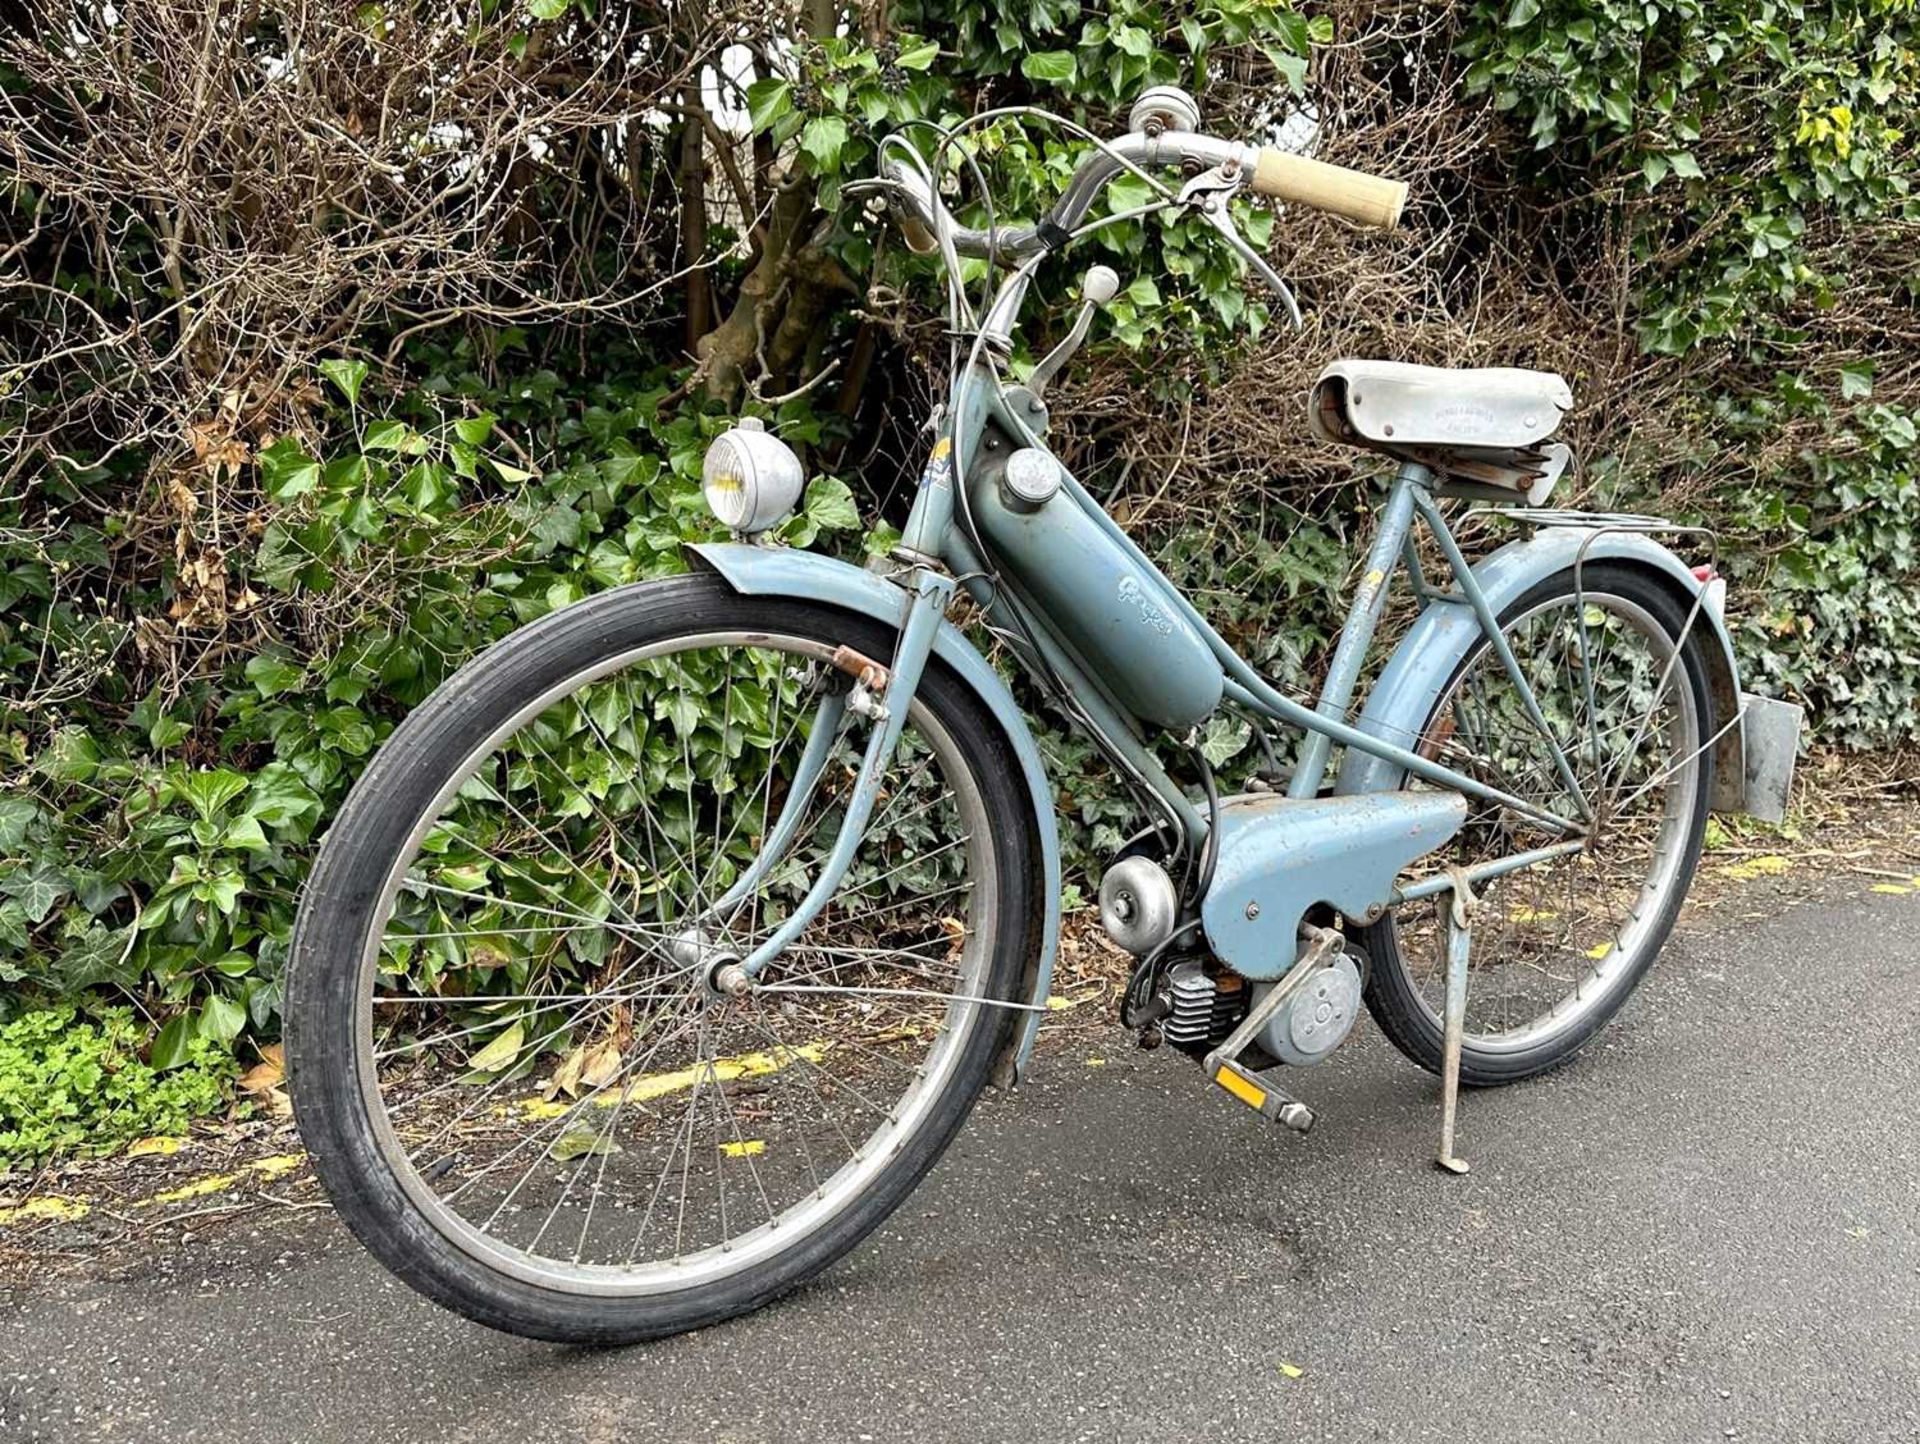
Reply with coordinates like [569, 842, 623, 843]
[287, 573, 1040, 1343]
[1361, 562, 1716, 1085]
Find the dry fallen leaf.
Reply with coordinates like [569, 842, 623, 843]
[545, 1045, 587, 1101]
[468, 1021, 524, 1074]
[550, 1127, 619, 1162]
[238, 1042, 285, 1095]
[939, 915, 967, 960]
[581, 1039, 625, 1089]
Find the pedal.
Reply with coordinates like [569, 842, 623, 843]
[1208, 1057, 1315, 1132]
[1200, 926, 1342, 1134]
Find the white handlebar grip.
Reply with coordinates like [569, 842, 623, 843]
[1082, 265, 1120, 306]
[1251, 150, 1407, 230]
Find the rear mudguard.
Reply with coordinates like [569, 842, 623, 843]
[1335, 528, 1745, 810]
[688, 542, 1060, 1085]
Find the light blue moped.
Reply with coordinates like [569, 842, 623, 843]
[287, 87, 1797, 1343]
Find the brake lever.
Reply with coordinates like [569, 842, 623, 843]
[1175, 163, 1304, 330]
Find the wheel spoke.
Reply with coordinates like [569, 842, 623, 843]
[342, 624, 1002, 1292]
[1389, 585, 1703, 1052]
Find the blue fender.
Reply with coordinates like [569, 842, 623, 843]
[1336, 528, 1745, 811]
[688, 542, 1060, 1084]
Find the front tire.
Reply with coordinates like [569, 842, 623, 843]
[288, 574, 1040, 1343]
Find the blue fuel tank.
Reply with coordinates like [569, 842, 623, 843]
[966, 450, 1223, 731]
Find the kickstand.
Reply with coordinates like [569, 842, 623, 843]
[1435, 868, 1476, 1175]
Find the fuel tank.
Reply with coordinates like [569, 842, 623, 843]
[966, 447, 1223, 731]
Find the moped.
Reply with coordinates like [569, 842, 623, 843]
[287, 87, 1796, 1343]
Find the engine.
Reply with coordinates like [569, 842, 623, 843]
[1147, 952, 1363, 1068]
[1161, 962, 1246, 1048]
[1099, 852, 1364, 1069]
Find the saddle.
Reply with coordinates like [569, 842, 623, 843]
[1310, 359, 1573, 504]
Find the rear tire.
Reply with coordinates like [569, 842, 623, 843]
[288, 574, 1040, 1343]
[1360, 563, 1715, 1086]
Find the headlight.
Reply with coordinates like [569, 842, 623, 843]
[701, 418, 804, 536]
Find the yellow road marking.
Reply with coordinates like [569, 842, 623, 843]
[0, 1196, 91, 1226]
[514, 1043, 831, 1122]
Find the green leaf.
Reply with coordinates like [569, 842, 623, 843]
[0, 797, 39, 851]
[895, 39, 939, 70]
[39, 727, 101, 784]
[1020, 50, 1077, 85]
[1506, 0, 1540, 24]
[1840, 362, 1875, 401]
[1107, 174, 1155, 212]
[151, 1014, 198, 1071]
[1201, 714, 1252, 766]
[1668, 151, 1703, 180]
[799, 115, 849, 172]
[244, 763, 322, 829]
[1265, 47, 1308, 92]
[221, 814, 270, 853]
[258, 437, 321, 501]
[362, 419, 412, 452]
[0, 900, 30, 954]
[528, 0, 570, 19]
[245, 653, 307, 698]
[179, 769, 251, 821]
[200, 870, 245, 915]
[318, 358, 368, 407]
[452, 412, 497, 446]
[198, 993, 247, 1046]
[486, 456, 541, 484]
[803, 476, 861, 531]
[468, 1022, 525, 1073]
[746, 78, 791, 134]
[1641, 154, 1670, 189]
[1269, 12, 1311, 56]
[1126, 277, 1161, 308]
[0, 857, 69, 925]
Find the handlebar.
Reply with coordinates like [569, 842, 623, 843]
[881, 125, 1405, 264]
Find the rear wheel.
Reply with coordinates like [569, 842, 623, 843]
[1361, 563, 1715, 1085]
[288, 574, 1039, 1343]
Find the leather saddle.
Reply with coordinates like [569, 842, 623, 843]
[1309, 359, 1574, 504]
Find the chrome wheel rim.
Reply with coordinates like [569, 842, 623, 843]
[1392, 590, 1703, 1051]
[350, 631, 998, 1296]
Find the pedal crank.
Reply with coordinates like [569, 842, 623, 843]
[1201, 925, 1343, 1133]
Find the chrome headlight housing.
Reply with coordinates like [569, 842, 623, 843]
[701, 417, 804, 536]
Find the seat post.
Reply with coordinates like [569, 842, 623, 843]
[1286, 461, 1435, 799]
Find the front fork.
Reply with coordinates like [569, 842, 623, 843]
[702, 565, 955, 986]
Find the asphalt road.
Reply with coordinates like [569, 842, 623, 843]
[3, 881, 1916, 1443]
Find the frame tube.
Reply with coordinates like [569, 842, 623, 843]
[1288, 468, 1421, 798]
[739, 568, 954, 978]
[1410, 487, 1592, 820]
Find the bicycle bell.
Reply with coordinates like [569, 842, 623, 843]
[1129, 86, 1201, 137]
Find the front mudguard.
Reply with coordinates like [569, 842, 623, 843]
[688, 542, 1060, 1085]
[1336, 528, 1746, 811]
